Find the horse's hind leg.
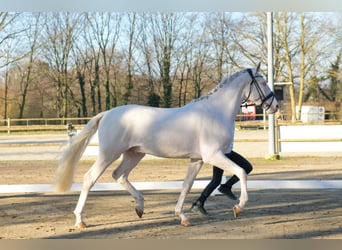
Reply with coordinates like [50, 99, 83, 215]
[112, 151, 145, 218]
[74, 153, 119, 228]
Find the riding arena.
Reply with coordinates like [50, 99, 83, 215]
[0, 66, 341, 239]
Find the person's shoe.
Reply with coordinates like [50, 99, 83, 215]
[189, 200, 208, 216]
[218, 185, 237, 200]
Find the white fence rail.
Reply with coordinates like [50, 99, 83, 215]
[2, 180, 342, 194]
[277, 124, 342, 153]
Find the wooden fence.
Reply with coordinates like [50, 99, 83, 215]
[0, 117, 91, 134]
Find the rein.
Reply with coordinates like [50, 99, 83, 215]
[240, 69, 275, 110]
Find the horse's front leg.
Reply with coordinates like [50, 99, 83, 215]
[175, 159, 203, 226]
[206, 151, 248, 218]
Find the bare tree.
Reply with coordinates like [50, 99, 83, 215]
[277, 12, 297, 122]
[296, 13, 325, 120]
[2, 12, 341, 121]
[2, 50, 13, 119]
[42, 12, 81, 118]
[171, 13, 200, 106]
[122, 12, 138, 104]
[205, 12, 239, 82]
[232, 13, 268, 69]
[81, 16, 102, 115]
[0, 12, 21, 58]
[0, 12, 23, 119]
[275, 13, 327, 121]
[148, 13, 183, 108]
[16, 13, 42, 118]
[86, 13, 122, 110]
[137, 13, 160, 107]
[73, 50, 88, 118]
[190, 31, 211, 99]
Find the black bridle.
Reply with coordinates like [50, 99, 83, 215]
[241, 68, 275, 111]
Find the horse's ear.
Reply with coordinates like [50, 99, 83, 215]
[256, 62, 261, 73]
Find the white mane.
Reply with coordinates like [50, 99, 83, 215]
[193, 69, 247, 102]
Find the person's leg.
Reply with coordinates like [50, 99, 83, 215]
[218, 151, 253, 200]
[190, 166, 223, 215]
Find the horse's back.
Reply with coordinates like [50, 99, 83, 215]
[96, 104, 204, 158]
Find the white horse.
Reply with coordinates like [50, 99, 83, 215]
[55, 63, 278, 228]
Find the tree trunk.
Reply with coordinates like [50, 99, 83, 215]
[162, 46, 172, 108]
[297, 14, 306, 121]
[281, 12, 297, 123]
[77, 71, 88, 117]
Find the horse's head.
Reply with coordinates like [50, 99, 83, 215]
[243, 63, 279, 114]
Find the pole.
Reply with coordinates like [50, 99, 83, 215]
[7, 117, 10, 134]
[266, 12, 279, 160]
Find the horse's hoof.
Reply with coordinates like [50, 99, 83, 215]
[181, 219, 191, 227]
[75, 221, 87, 228]
[135, 208, 144, 218]
[233, 205, 241, 219]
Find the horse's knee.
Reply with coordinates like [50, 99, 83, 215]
[237, 168, 247, 180]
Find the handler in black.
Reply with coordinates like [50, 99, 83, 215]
[190, 150, 253, 215]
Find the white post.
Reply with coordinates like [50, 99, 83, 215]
[7, 117, 10, 134]
[267, 12, 279, 159]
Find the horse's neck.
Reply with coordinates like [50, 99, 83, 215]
[205, 75, 248, 120]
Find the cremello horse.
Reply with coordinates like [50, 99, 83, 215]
[55, 63, 278, 228]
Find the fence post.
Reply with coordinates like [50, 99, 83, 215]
[7, 117, 10, 134]
[275, 118, 279, 155]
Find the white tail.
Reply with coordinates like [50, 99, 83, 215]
[54, 111, 107, 192]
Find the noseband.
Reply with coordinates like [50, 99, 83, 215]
[241, 68, 275, 111]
